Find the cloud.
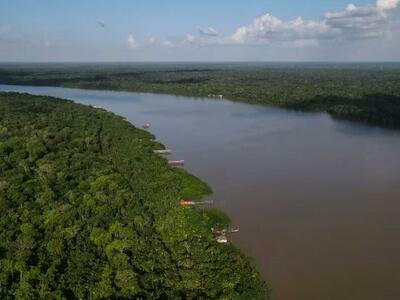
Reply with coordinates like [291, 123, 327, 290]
[324, 4, 388, 40]
[230, 0, 399, 46]
[144, 37, 184, 48]
[161, 40, 175, 47]
[231, 14, 330, 45]
[198, 27, 219, 36]
[377, 0, 399, 10]
[121, 0, 398, 51]
[127, 34, 138, 48]
[293, 39, 319, 48]
[186, 33, 195, 44]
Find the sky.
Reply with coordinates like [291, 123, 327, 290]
[1, 0, 400, 62]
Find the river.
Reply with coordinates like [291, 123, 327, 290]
[1, 84, 400, 300]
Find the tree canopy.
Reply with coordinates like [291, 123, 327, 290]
[0, 92, 266, 299]
[1, 63, 400, 128]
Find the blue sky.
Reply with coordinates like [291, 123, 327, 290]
[1, 0, 399, 61]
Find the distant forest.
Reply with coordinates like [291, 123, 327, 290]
[1, 62, 400, 129]
[0, 92, 266, 299]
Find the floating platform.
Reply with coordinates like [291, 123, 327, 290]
[207, 94, 224, 99]
[180, 199, 195, 206]
[216, 234, 228, 244]
[212, 227, 240, 244]
[179, 199, 213, 207]
[168, 160, 185, 166]
[154, 149, 172, 155]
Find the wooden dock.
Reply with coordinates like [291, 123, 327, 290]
[168, 160, 185, 166]
[154, 149, 172, 155]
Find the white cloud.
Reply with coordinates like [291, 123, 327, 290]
[148, 37, 156, 44]
[231, 14, 330, 44]
[139, 1, 399, 50]
[229, 1, 399, 46]
[293, 39, 319, 48]
[186, 33, 195, 44]
[127, 34, 138, 48]
[347, 3, 357, 11]
[145, 37, 185, 48]
[161, 40, 175, 47]
[324, 4, 387, 40]
[377, 0, 399, 10]
[199, 26, 219, 36]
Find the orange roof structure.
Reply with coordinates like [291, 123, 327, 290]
[180, 198, 195, 206]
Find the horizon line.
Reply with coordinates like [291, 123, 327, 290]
[1, 60, 400, 64]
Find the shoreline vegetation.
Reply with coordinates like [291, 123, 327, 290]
[1, 62, 400, 129]
[0, 92, 267, 299]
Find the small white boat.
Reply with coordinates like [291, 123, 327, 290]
[230, 228, 240, 233]
[142, 123, 151, 129]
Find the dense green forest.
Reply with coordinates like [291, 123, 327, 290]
[0, 92, 266, 299]
[1, 63, 400, 128]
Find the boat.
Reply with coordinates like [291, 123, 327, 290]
[142, 123, 151, 129]
[230, 228, 240, 233]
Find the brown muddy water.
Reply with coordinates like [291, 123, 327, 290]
[2, 84, 400, 300]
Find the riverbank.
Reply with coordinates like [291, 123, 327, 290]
[2, 85, 400, 299]
[1, 63, 400, 129]
[0, 92, 267, 299]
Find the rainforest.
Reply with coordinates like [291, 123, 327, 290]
[0, 92, 266, 299]
[1, 63, 400, 129]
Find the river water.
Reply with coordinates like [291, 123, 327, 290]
[2, 84, 400, 300]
